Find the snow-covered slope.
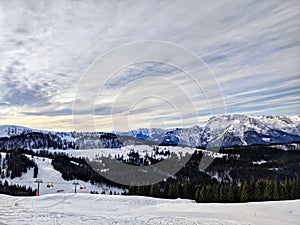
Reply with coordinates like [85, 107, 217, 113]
[0, 193, 299, 225]
[160, 115, 300, 147]
[0, 124, 76, 141]
[0, 154, 124, 195]
[0, 126, 122, 150]
[0, 125, 38, 138]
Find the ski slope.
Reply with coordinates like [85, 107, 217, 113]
[0, 194, 299, 225]
[0, 155, 124, 195]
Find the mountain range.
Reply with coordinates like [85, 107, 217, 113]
[0, 114, 299, 150]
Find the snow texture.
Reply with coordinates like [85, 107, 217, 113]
[0, 193, 299, 225]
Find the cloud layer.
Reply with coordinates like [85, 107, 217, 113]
[0, 0, 299, 131]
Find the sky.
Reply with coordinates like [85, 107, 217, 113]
[0, 0, 299, 131]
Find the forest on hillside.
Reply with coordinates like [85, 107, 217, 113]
[0, 144, 300, 202]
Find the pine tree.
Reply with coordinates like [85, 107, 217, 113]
[232, 184, 240, 202]
[225, 184, 234, 202]
[284, 179, 290, 199]
[295, 178, 300, 199]
[248, 180, 255, 202]
[195, 188, 200, 203]
[279, 181, 286, 200]
[219, 184, 224, 203]
[33, 165, 38, 178]
[129, 186, 137, 195]
[168, 184, 176, 199]
[272, 181, 280, 201]
[5, 169, 10, 178]
[195, 186, 205, 202]
[289, 178, 298, 200]
[263, 181, 273, 201]
[150, 183, 160, 198]
[182, 182, 193, 199]
[212, 183, 220, 202]
[240, 181, 249, 202]
[203, 185, 212, 203]
[254, 179, 265, 201]
[174, 182, 181, 198]
[163, 182, 170, 198]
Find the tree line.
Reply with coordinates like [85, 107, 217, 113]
[0, 180, 36, 196]
[126, 178, 300, 203]
[0, 151, 37, 179]
[1, 145, 300, 201]
[0, 131, 122, 150]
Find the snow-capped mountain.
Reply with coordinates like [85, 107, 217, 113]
[113, 128, 165, 141]
[111, 115, 300, 147]
[1, 114, 299, 149]
[160, 114, 300, 147]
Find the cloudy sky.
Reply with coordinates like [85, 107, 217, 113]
[0, 0, 299, 131]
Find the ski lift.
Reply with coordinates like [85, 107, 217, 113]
[80, 185, 86, 189]
[46, 183, 54, 188]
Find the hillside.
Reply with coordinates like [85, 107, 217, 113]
[0, 153, 124, 195]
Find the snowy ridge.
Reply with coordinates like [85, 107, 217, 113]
[0, 125, 39, 138]
[1, 114, 300, 149]
[112, 115, 300, 147]
[113, 128, 165, 141]
[0, 124, 74, 141]
[0, 128, 122, 150]
[160, 114, 300, 147]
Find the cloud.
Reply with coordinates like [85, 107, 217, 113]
[0, 0, 299, 131]
[23, 108, 72, 117]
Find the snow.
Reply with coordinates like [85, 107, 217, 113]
[271, 143, 300, 151]
[39, 145, 196, 160]
[253, 160, 267, 165]
[43, 145, 224, 163]
[0, 155, 124, 195]
[0, 193, 299, 225]
[0, 125, 31, 138]
[156, 114, 300, 147]
[0, 125, 46, 138]
[113, 128, 165, 140]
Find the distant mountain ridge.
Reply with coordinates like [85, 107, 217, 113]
[0, 125, 40, 138]
[113, 128, 165, 141]
[0, 126, 122, 150]
[159, 115, 300, 147]
[0, 114, 299, 149]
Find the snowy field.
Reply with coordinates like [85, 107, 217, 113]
[40, 145, 225, 161]
[0, 194, 299, 225]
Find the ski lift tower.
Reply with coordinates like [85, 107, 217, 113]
[34, 178, 43, 196]
[72, 181, 80, 193]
